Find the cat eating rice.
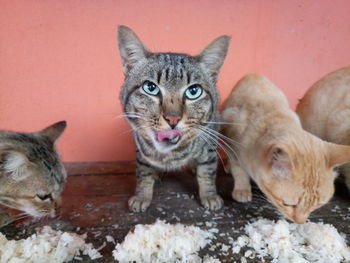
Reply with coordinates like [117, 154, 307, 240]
[297, 66, 350, 193]
[0, 121, 67, 227]
[221, 74, 350, 223]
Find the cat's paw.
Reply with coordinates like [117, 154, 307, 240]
[232, 189, 252, 202]
[128, 195, 152, 212]
[345, 175, 350, 192]
[200, 195, 224, 210]
[0, 212, 12, 228]
[224, 162, 231, 174]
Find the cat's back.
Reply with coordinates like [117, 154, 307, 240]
[223, 74, 289, 112]
[0, 130, 41, 148]
[222, 74, 291, 128]
[297, 66, 350, 142]
[222, 74, 299, 144]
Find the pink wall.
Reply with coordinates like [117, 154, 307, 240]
[1, 0, 350, 162]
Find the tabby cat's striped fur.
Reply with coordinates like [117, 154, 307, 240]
[118, 26, 230, 212]
[0, 121, 67, 227]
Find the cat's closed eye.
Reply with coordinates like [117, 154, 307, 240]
[36, 193, 53, 201]
[282, 200, 297, 208]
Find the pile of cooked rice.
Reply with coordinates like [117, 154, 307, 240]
[232, 219, 350, 263]
[0, 226, 102, 263]
[1, 218, 349, 262]
[113, 219, 216, 263]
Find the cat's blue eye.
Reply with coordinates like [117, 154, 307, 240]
[142, 81, 160, 96]
[185, 85, 203, 100]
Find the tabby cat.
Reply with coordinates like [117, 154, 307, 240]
[297, 66, 350, 192]
[0, 121, 67, 227]
[221, 74, 350, 223]
[117, 26, 230, 212]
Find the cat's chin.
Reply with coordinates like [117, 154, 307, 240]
[154, 138, 181, 153]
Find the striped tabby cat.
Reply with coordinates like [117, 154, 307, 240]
[117, 26, 230, 212]
[0, 121, 67, 227]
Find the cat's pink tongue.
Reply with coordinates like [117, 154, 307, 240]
[157, 130, 182, 142]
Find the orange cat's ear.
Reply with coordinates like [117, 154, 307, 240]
[266, 145, 292, 179]
[328, 143, 350, 168]
[40, 121, 67, 143]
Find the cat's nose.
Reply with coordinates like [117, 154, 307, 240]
[163, 112, 181, 129]
[293, 214, 308, 224]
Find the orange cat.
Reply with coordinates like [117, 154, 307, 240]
[297, 66, 350, 191]
[221, 74, 350, 223]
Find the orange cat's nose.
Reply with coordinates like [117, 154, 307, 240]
[293, 214, 307, 224]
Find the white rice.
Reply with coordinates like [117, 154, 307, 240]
[231, 219, 350, 263]
[0, 226, 102, 263]
[113, 219, 215, 263]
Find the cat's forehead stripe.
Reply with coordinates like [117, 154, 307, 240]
[1, 132, 65, 186]
[151, 53, 199, 84]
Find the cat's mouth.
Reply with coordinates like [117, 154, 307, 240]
[156, 130, 182, 145]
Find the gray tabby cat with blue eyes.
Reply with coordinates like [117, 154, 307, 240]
[118, 26, 230, 212]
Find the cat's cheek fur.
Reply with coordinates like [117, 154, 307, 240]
[12, 199, 53, 218]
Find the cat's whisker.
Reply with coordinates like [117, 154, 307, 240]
[197, 126, 243, 167]
[203, 121, 243, 126]
[125, 111, 149, 120]
[195, 128, 236, 166]
[117, 124, 152, 137]
[200, 125, 245, 148]
[12, 212, 28, 218]
[114, 114, 148, 121]
[0, 200, 18, 210]
[199, 126, 244, 157]
[196, 132, 225, 169]
[12, 214, 29, 220]
[6, 214, 30, 225]
[251, 195, 282, 217]
[196, 129, 232, 164]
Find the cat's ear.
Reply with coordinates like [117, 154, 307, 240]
[0, 149, 29, 181]
[197, 35, 230, 83]
[40, 121, 67, 143]
[118, 25, 149, 73]
[266, 145, 292, 179]
[328, 143, 350, 168]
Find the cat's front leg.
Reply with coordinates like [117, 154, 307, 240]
[340, 163, 350, 192]
[230, 162, 252, 202]
[128, 157, 157, 212]
[196, 153, 223, 210]
[0, 207, 11, 228]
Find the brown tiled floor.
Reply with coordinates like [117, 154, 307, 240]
[2, 162, 350, 262]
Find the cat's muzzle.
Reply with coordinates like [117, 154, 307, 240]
[156, 130, 182, 145]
